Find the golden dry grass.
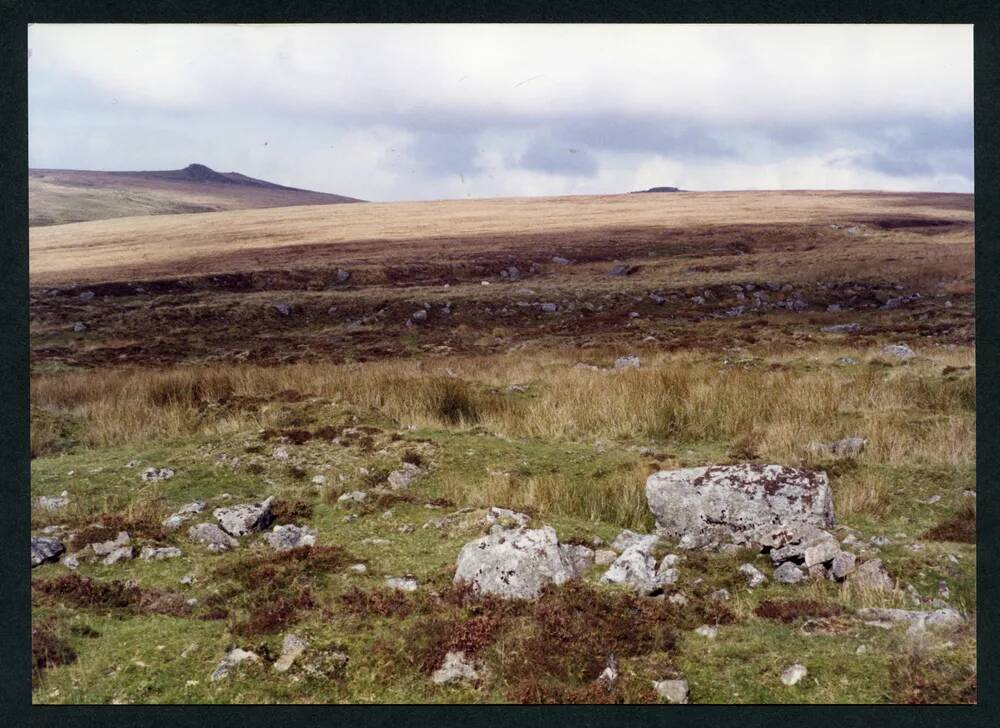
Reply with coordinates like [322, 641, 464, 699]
[29, 190, 972, 285]
[32, 346, 974, 471]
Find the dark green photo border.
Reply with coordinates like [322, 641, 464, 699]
[1, 2, 997, 726]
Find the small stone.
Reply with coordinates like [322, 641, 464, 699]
[210, 648, 260, 681]
[881, 344, 916, 360]
[652, 678, 689, 704]
[311, 475, 327, 485]
[410, 309, 428, 324]
[274, 634, 308, 673]
[668, 592, 689, 606]
[72, 321, 88, 333]
[141, 467, 174, 482]
[431, 650, 479, 684]
[139, 546, 182, 561]
[36, 493, 70, 511]
[739, 563, 768, 588]
[781, 663, 807, 686]
[31, 536, 65, 568]
[348, 563, 368, 574]
[338, 491, 368, 504]
[614, 355, 641, 370]
[694, 625, 718, 639]
[385, 576, 418, 592]
[272, 447, 289, 460]
[710, 588, 730, 601]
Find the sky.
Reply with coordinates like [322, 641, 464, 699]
[28, 24, 974, 201]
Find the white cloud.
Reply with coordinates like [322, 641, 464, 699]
[28, 24, 974, 199]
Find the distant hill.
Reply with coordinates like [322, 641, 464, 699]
[631, 186, 682, 193]
[29, 163, 364, 226]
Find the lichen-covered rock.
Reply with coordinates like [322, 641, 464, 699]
[273, 634, 308, 673]
[162, 501, 206, 530]
[265, 524, 317, 551]
[454, 525, 576, 599]
[31, 536, 65, 568]
[600, 545, 668, 595]
[431, 650, 480, 684]
[91, 531, 130, 556]
[781, 663, 807, 686]
[856, 607, 963, 634]
[560, 544, 595, 574]
[484, 507, 530, 530]
[213, 496, 274, 537]
[610, 529, 659, 554]
[139, 546, 183, 561]
[652, 678, 689, 704]
[188, 523, 239, 552]
[774, 561, 807, 584]
[830, 551, 857, 580]
[36, 492, 70, 511]
[881, 344, 916, 360]
[141, 467, 175, 482]
[851, 558, 895, 592]
[738, 563, 768, 588]
[387, 463, 422, 490]
[646, 465, 834, 549]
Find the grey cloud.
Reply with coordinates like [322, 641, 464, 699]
[516, 136, 599, 177]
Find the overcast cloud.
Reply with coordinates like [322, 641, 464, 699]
[28, 24, 974, 200]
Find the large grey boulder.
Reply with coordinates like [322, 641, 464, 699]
[213, 497, 274, 537]
[645, 465, 834, 549]
[453, 525, 577, 599]
[31, 536, 65, 568]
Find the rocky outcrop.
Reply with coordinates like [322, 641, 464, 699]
[645, 464, 834, 549]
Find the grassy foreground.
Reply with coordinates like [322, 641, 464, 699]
[30, 344, 976, 704]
